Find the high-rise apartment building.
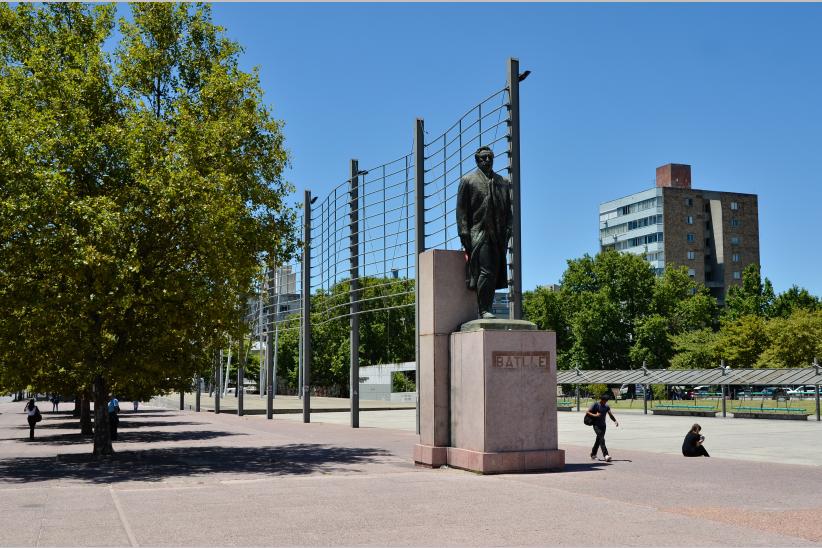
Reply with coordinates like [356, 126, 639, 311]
[599, 164, 759, 303]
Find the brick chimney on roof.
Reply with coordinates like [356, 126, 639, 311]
[656, 163, 691, 189]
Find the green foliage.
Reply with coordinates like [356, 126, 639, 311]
[770, 286, 819, 319]
[271, 276, 415, 391]
[715, 315, 769, 367]
[0, 4, 295, 452]
[724, 264, 775, 320]
[523, 285, 571, 367]
[651, 384, 668, 400]
[585, 384, 608, 399]
[391, 371, 416, 393]
[630, 314, 673, 369]
[654, 266, 718, 332]
[756, 310, 822, 368]
[528, 253, 819, 373]
[670, 329, 720, 369]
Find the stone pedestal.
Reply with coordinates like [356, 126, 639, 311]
[413, 249, 564, 474]
[448, 329, 565, 474]
[414, 250, 475, 467]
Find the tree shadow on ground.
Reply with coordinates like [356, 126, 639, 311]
[0, 444, 393, 484]
[17, 429, 243, 446]
[36, 420, 201, 430]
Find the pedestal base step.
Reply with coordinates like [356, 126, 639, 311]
[413, 444, 448, 468]
[446, 447, 565, 474]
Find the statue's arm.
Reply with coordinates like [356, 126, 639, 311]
[505, 176, 514, 243]
[456, 178, 471, 252]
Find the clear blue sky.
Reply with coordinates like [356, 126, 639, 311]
[208, 3, 822, 296]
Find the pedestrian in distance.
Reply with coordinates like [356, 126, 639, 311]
[132, 400, 139, 412]
[108, 394, 120, 441]
[24, 399, 42, 440]
[50, 394, 60, 413]
[586, 394, 619, 462]
[682, 423, 710, 457]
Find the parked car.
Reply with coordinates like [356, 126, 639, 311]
[788, 385, 818, 397]
[758, 387, 790, 399]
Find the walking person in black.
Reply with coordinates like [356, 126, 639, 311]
[682, 423, 710, 457]
[24, 399, 41, 440]
[586, 394, 619, 462]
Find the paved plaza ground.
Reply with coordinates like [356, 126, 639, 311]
[1, 397, 821, 546]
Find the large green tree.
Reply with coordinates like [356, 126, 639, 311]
[769, 285, 819, 319]
[756, 309, 822, 368]
[0, 4, 295, 455]
[715, 314, 769, 368]
[523, 285, 571, 367]
[724, 264, 775, 320]
[561, 250, 655, 369]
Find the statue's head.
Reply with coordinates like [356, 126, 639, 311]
[474, 146, 494, 174]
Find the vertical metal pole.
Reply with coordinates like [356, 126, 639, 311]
[815, 357, 820, 422]
[195, 376, 201, 412]
[350, 160, 360, 428]
[259, 276, 265, 399]
[302, 190, 312, 423]
[575, 384, 580, 412]
[273, 291, 280, 399]
[507, 57, 523, 320]
[643, 384, 648, 415]
[237, 336, 244, 416]
[414, 118, 425, 435]
[297, 294, 303, 400]
[722, 384, 727, 418]
[215, 350, 221, 414]
[266, 270, 275, 419]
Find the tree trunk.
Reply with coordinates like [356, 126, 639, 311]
[80, 393, 93, 436]
[92, 375, 113, 456]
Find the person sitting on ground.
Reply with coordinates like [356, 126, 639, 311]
[682, 423, 710, 457]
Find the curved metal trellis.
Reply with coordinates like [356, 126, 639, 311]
[257, 58, 523, 429]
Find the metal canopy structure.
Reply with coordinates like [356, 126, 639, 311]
[557, 367, 822, 386]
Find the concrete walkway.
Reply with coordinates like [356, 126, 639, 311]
[1, 400, 821, 546]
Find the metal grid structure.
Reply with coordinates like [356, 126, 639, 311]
[557, 366, 822, 386]
[221, 58, 525, 425]
[422, 87, 511, 252]
[310, 154, 416, 328]
[558, 364, 822, 421]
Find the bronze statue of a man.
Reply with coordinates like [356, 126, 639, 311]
[456, 146, 512, 319]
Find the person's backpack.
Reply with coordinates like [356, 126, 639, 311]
[33, 407, 42, 423]
[583, 403, 597, 426]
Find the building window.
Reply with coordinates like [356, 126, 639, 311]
[686, 215, 694, 225]
[730, 201, 740, 210]
[733, 271, 741, 280]
[685, 197, 693, 207]
[687, 251, 696, 260]
[730, 218, 740, 228]
[687, 233, 695, 243]
[688, 269, 696, 278]
[732, 253, 740, 262]
[730, 236, 740, 246]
